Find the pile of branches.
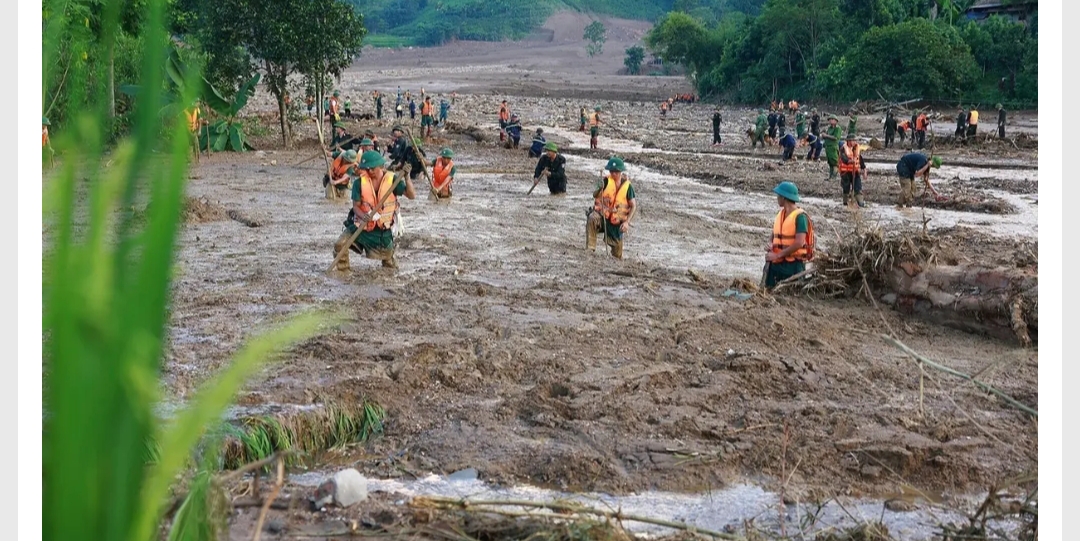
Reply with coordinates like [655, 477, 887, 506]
[774, 225, 939, 297]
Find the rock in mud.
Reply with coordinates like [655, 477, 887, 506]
[312, 468, 368, 509]
[445, 467, 479, 482]
[885, 499, 917, 512]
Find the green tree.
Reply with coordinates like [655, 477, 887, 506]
[831, 19, 979, 100]
[645, 12, 708, 69]
[584, 20, 607, 57]
[194, 0, 365, 147]
[624, 45, 645, 74]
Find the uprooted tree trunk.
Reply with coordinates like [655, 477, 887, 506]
[779, 228, 1038, 347]
[879, 263, 1037, 346]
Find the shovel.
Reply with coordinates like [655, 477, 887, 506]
[327, 174, 406, 273]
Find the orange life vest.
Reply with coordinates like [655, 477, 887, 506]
[329, 97, 340, 115]
[898, 120, 910, 130]
[838, 143, 862, 174]
[589, 112, 600, 127]
[916, 114, 928, 131]
[968, 110, 979, 125]
[593, 175, 632, 225]
[433, 159, 453, 196]
[422, 101, 433, 116]
[771, 207, 814, 262]
[789, 100, 798, 110]
[499, 106, 509, 121]
[331, 156, 353, 183]
[357, 171, 399, 232]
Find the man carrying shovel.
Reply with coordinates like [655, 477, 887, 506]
[324, 149, 358, 199]
[332, 150, 416, 271]
[587, 156, 636, 260]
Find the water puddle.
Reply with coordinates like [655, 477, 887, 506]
[288, 472, 1020, 541]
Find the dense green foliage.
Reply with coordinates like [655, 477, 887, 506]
[624, 45, 646, 74]
[584, 21, 607, 56]
[43, 1, 335, 540]
[646, 0, 1037, 105]
[350, 0, 674, 47]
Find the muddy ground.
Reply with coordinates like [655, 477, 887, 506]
[155, 14, 1039, 539]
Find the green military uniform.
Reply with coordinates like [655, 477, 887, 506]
[754, 109, 767, 147]
[334, 151, 408, 269]
[847, 115, 857, 136]
[823, 117, 843, 180]
[795, 111, 807, 138]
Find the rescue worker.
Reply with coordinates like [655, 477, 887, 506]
[803, 132, 823, 161]
[587, 156, 637, 260]
[395, 101, 404, 119]
[847, 113, 857, 137]
[809, 108, 821, 137]
[955, 107, 968, 137]
[529, 128, 547, 158]
[408, 97, 416, 120]
[364, 130, 381, 154]
[344, 96, 352, 119]
[421, 96, 435, 138]
[329, 91, 341, 123]
[375, 91, 384, 119]
[533, 142, 567, 195]
[884, 110, 897, 148]
[764, 181, 814, 289]
[897, 118, 909, 143]
[588, 106, 602, 150]
[966, 107, 979, 138]
[431, 148, 456, 201]
[42, 116, 51, 149]
[359, 138, 375, 154]
[324, 149, 358, 199]
[795, 108, 807, 139]
[505, 114, 523, 149]
[767, 108, 779, 142]
[439, 96, 450, 126]
[307, 95, 315, 117]
[712, 109, 722, 145]
[753, 108, 768, 148]
[579, 106, 587, 132]
[896, 152, 943, 207]
[498, 100, 511, 142]
[660, 100, 670, 119]
[333, 150, 417, 270]
[822, 115, 843, 181]
[915, 111, 928, 149]
[184, 104, 203, 158]
[328, 122, 357, 155]
[777, 110, 787, 138]
[779, 132, 797, 162]
[838, 134, 868, 207]
[997, 104, 1007, 139]
[389, 133, 428, 185]
[788, 99, 798, 111]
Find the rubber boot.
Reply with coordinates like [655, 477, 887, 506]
[586, 221, 597, 250]
[610, 240, 623, 260]
[382, 256, 397, 269]
[842, 193, 850, 207]
[855, 194, 867, 208]
[333, 232, 352, 271]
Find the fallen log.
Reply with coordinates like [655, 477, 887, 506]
[879, 264, 1036, 346]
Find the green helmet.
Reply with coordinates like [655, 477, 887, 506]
[343, 149, 359, 162]
[42, 116, 51, 126]
[392, 125, 404, 133]
[440, 148, 454, 158]
[845, 133, 856, 141]
[759, 108, 765, 114]
[773, 181, 800, 202]
[996, 103, 1003, 110]
[359, 138, 374, 147]
[333, 121, 345, 129]
[931, 156, 943, 168]
[605, 156, 626, 172]
[333, 90, 341, 97]
[543, 142, 558, 152]
[594, 106, 602, 111]
[828, 114, 838, 121]
[358, 150, 386, 170]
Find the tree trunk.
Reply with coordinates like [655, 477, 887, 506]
[108, 47, 116, 119]
[878, 263, 1037, 346]
[278, 93, 289, 148]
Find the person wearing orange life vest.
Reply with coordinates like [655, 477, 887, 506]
[333, 150, 416, 271]
[420, 97, 435, 138]
[966, 107, 979, 138]
[587, 156, 637, 260]
[764, 181, 815, 289]
[839, 133, 868, 207]
[588, 106, 603, 150]
[914, 111, 929, 149]
[42, 116, 50, 148]
[324, 149, 359, 199]
[498, 100, 511, 142]
[430, 148, 456, 201]
[183, 103, 206, 159]
[329, 90, 342, 123]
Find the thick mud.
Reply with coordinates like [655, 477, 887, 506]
[140, 24, 1040, 539]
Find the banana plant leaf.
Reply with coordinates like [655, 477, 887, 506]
[229, 73, 261, 116]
